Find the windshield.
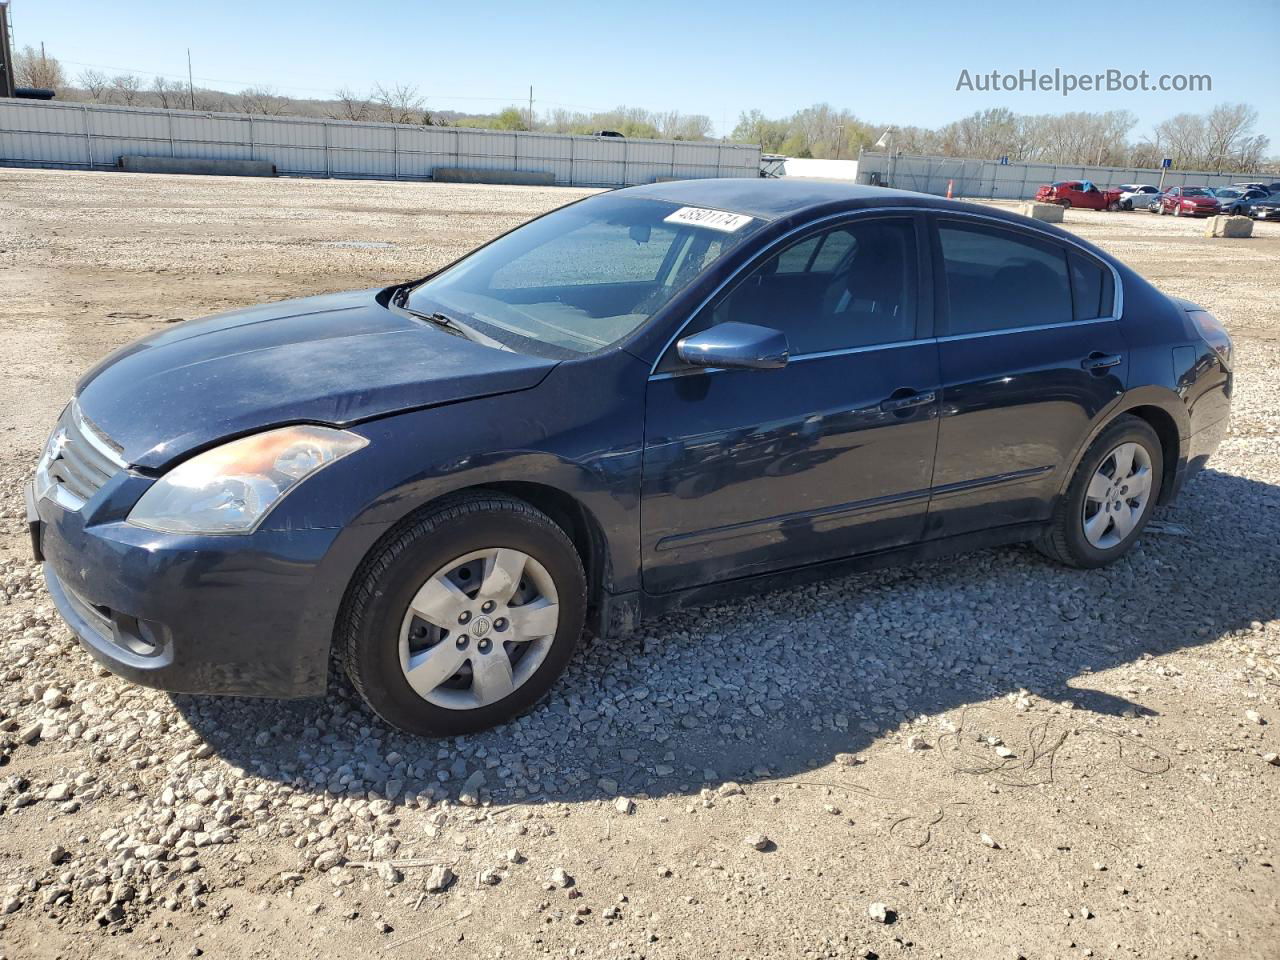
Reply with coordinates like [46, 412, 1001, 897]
[405, 193, 764, 355]
[1183, 187, 1212, 197]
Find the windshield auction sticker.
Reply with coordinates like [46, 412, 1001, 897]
[663, 206, 754, 232]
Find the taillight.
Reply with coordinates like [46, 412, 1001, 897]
[1189, 309, 1232, 370]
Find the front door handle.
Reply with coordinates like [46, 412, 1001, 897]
[880, 390, 936, 413]
[1081, 352, 1123, 372]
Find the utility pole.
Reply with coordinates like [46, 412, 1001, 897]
[527, 85, 533, 131]
[187, 48, 195, 109]
[0, 2, 15, 99]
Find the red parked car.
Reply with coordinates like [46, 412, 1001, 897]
[1034, 180, 1124, 211]
[1154, 186, 1222, 218]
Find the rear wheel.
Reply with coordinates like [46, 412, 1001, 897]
[1060, 199, 1072, 209]
[1038, 416, 1163, 569]
[1107, 200, 1121, 212]
[339, 492, 587, 736]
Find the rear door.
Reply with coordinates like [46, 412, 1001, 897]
[641, 213, 940, 593]
[925, 214, 1126, 539]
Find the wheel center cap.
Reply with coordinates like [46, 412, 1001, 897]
[472, 616, 492, 637]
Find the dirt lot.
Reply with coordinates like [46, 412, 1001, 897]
[0, 169, 1277, 960]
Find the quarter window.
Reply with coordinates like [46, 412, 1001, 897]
[938, 221, 1073, 334]
[1068, 251, 1114, 321]
[703, 218, 918, 355]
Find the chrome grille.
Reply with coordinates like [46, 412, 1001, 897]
[35, 402, 126, 510]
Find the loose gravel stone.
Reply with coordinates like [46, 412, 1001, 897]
[744, 834, 772, 851]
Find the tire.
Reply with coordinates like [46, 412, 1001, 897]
[1060, 199, 1072, 209]
[1107, 200, 1121, 212]
[1174, 205, 1183, 217]
[338, 491, 587, 736]
[1037, 415, 1163, 570]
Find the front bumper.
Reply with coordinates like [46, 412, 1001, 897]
[30, 480, 354, 698]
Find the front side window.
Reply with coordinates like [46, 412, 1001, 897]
[406, 193, 764, 356]
[701, 217, 919, 356]
[938, 221, 1073, 335]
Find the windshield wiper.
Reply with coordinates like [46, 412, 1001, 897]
[422, 310, 474, 340]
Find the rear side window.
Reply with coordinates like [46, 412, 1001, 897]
[1068, 251, 1115, 321]
[938, 221, 1072, 335]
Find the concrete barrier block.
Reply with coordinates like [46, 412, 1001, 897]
[119, 155, 276, 177]
[1020, 202, 1064, 223]
[1205, 215, 1253, 238]
[433, 167, 555, 186]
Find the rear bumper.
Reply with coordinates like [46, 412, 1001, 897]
[32, 480, 354, 698]
[1168, 415, 1229, 501]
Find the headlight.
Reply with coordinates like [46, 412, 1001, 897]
[127, 425, 367, 534]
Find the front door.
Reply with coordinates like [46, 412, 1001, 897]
[640, 214, 941, 594]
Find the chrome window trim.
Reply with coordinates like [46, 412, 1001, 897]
[649, 337, 926, 381]
[647, 203, 1125, 379]
[936, 315, 1117, 343]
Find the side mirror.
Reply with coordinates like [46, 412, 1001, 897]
[677, 322, 790, 371]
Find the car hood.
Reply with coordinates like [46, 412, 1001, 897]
[76, 289, 559, 469]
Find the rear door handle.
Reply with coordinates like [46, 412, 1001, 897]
[1081, 352, 1123, 372]
[880, 390, 936, 413]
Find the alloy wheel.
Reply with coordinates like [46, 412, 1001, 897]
[1081, 442, 1154, 550]
[398, 547, 559, 710]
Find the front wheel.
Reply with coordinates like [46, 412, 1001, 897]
[1107, 200, 1121, 212]
[338, 492, 587, 736]
[1038, 416, 1163, 569]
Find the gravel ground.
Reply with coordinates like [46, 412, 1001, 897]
[0, 169, 1277, 960]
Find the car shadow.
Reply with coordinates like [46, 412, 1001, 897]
[172, 466, 1279, 806]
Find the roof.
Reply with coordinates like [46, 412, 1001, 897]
[622, 178, 934, 221]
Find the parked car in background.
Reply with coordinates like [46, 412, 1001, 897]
[1245, 193, 1280, 220]
[1211, 187, 1271, 216]
[1156, 187, 1222, 217]
[28, 180, 1234, 736]
[1035, 180, 1124, 210]
[1116, 184, 1161, 210]
[1231, 182, 1270, 193]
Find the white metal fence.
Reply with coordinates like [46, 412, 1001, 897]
[856, 151, 1267, 199]
[0, 99, 762, 188]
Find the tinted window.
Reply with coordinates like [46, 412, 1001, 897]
[706, 218, 918, 355]
[1068, 251, 1114, 321]
[938, 222, 1072, 334]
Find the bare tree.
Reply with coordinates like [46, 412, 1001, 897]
[237, 86, 288, 116]
[329, 87, 370, 122]
[77, 69, 110, 101]
[110, 74, 144, 106]
[1203, 103, 1263, 172]
[151, 76, 186, 110]
[372, 83, 425, 124]
[14, 45, 65, 90]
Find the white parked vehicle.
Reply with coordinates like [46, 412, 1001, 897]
[1116, 184, 1162, 210]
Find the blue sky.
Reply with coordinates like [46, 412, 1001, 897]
[9, 0, 1277, 144]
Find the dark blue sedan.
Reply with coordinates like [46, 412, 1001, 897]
[28, 180, 1233, 735]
